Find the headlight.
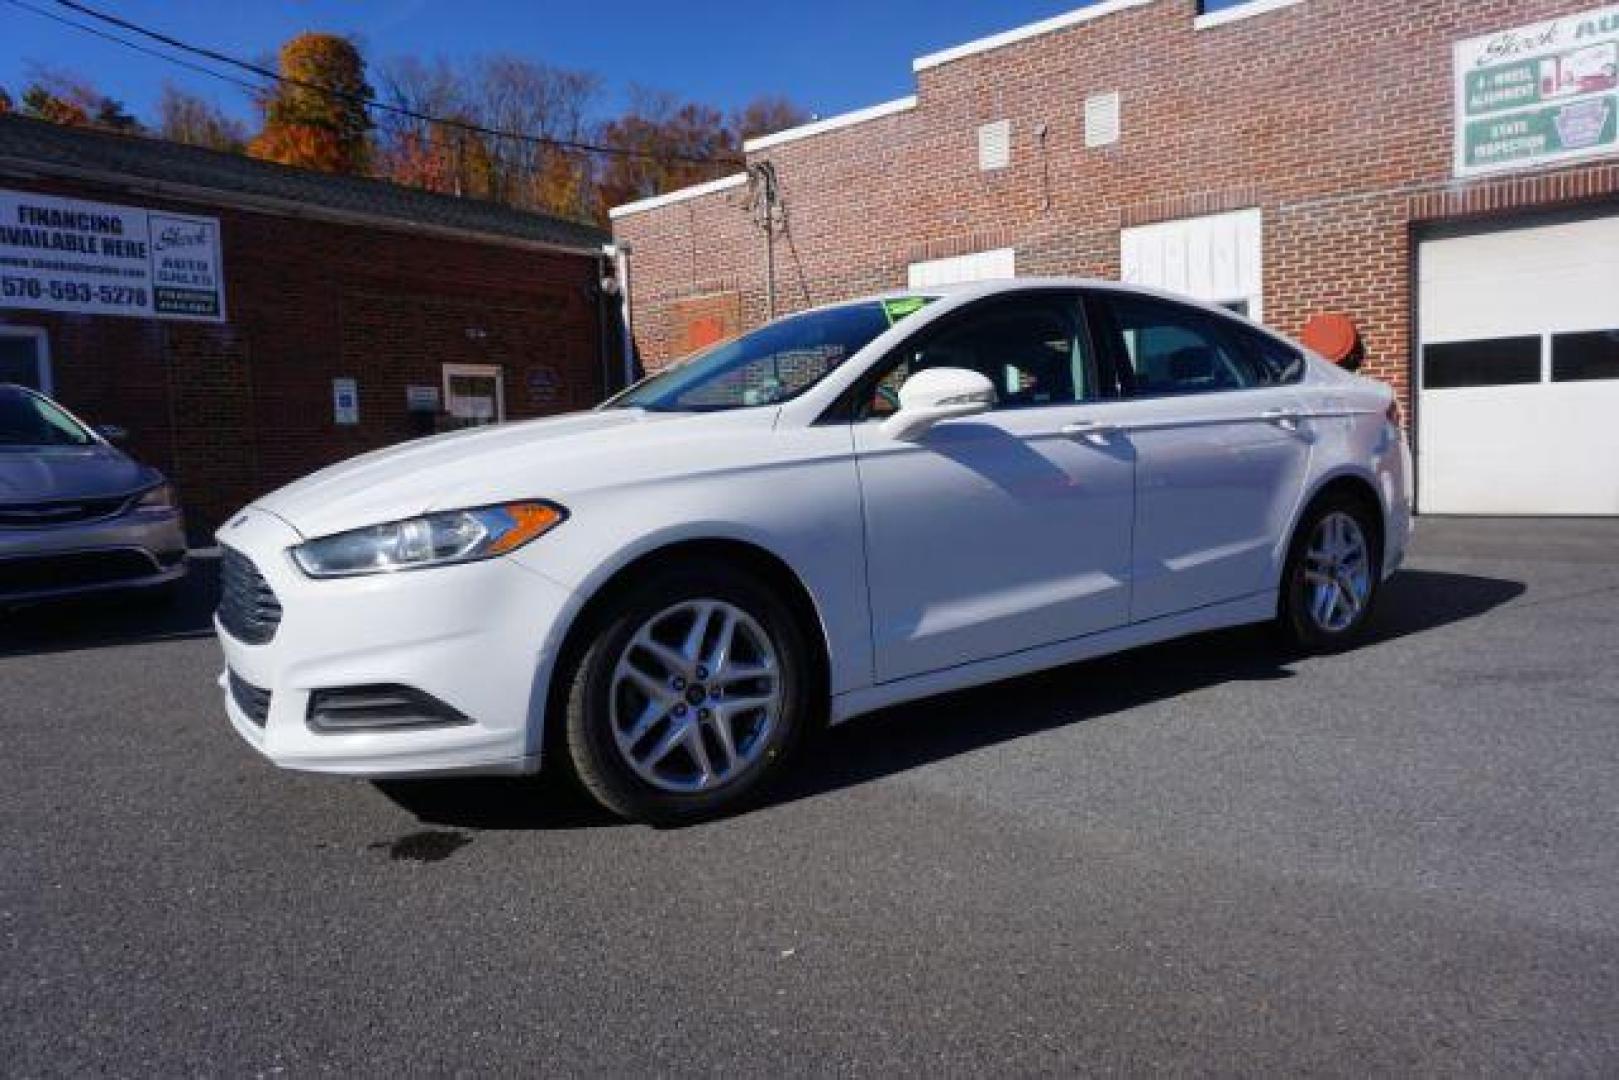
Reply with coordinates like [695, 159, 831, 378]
[291, 502, 567, 579]
[132, 482, 179, 514]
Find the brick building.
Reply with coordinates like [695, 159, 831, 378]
[0, 115, 615, 531]
[611, 0, 1619, 516]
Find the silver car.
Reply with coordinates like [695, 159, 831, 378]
[0, 384, 187, 605]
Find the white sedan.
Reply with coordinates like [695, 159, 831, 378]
[215, 280, 1412, 822]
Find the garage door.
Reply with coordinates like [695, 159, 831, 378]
[1417, 214, 1619, 516]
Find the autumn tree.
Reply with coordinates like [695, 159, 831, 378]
[595, 88, 739, 217]
[732, 95, 812, 142]
[158, 84, 248, 152]
[378, 54, 600, 219]
[249, 33, 374, 174]
[16, 66, 140, 131]
[0, 87, 12, 116]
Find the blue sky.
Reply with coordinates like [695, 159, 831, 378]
[2, 0, 1105, 126]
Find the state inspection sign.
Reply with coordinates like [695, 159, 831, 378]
[1455, 5, 1619, 177]
[0, 188, 227, 322]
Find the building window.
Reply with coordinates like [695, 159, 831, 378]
[1422, 337, 1542, 390]
[1552, 329, 1619, 383]
[0, 327, 51, 394]
[978, 120, 1011, 172]
[442, 363, 506, 428]
[1085, 92, 1121, 148]
[1194, 0, 1306, 28]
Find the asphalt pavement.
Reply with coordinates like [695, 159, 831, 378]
[2, 519, 1616, 1075]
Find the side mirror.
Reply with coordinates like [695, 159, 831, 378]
[879, 367, 997, 442]
[96, 424, 130, 445]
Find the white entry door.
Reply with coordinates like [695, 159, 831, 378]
[1418, 214, 1619, 516]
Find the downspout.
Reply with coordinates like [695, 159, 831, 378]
[604, 241, 636, 390]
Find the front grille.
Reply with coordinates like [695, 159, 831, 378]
[0, 494, 133, 528]
[228, 669, 272, 727]
[218, 546, 282, 645]
[0, 548, 160, 594]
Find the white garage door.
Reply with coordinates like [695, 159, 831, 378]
[1418, 214, 1619, 516]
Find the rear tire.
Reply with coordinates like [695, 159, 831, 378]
[1277, 493, 1382, 653]
[560, 560, 813, 825]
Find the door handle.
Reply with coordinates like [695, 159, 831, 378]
[1061, 420, 1120, 443]
[1262, 407, 1304, 431]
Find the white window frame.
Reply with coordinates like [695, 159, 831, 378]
[0, 326, 52, 395]
[441, 362, 506, 424]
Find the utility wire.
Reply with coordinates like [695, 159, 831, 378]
[24, 0, 744, 168]
[3, 0, 266, 99]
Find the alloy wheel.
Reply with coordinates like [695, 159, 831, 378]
[609, 599, 783, 794]
[1302, 510, 1373, 634]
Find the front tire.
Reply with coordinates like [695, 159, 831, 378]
[560, 561, 813, 824]
[1277, 494, 1382, 653]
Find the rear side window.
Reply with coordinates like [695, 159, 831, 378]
[1097, 294, 1261, 396]
[1225, 323, 1306, 385]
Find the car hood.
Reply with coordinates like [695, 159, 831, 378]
[0, 444, 156, 505]
[251, 408, 770, 539]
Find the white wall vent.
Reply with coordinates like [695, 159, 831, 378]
[978, 120, 1012, 171]
[1085, 92, 1121, 148]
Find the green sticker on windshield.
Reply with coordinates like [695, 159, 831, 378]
[882, 297, 930, 325]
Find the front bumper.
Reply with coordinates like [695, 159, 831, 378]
[214, 508, 576, 778]
[0, 509, 187, 603]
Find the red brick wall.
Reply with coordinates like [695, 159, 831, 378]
[613, 0, 1619, 412]
[0, 176, 607, 531]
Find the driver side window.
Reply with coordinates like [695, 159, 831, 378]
[861, 294, 1095, 419]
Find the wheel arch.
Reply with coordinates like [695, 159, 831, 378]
[537, 535, 834, 761]
[1287, 468, 1387, 570]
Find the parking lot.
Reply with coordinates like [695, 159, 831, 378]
[2, 518, 1616, 1075]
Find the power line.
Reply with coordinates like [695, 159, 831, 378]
[18, 0, 744, 168]
[2, 0, 266, 99]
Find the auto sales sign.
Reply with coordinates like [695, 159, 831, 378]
[1456, 6, 1619, 176]
[0, 188, 226, 322]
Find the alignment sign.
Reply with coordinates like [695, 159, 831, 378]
[1454, 6, 1619, 177]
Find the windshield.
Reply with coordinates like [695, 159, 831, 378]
[611, 297, 935, 412]
[0, 388, 95, 448]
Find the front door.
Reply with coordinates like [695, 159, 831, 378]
[1086, 290, 1314, 622]
[852, 292, 1135, 683]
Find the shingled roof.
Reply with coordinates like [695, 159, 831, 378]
[0, 114, 608, 253]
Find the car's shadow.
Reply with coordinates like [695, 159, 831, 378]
[376, 568, 1526, 832]
[0, 549, 222, 658]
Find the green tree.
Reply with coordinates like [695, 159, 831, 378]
[249, 33, 374, 174]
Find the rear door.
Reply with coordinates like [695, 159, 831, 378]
[1086, 290, 1314, 623]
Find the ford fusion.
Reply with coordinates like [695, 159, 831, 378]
[215, 280, 1411, 823]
